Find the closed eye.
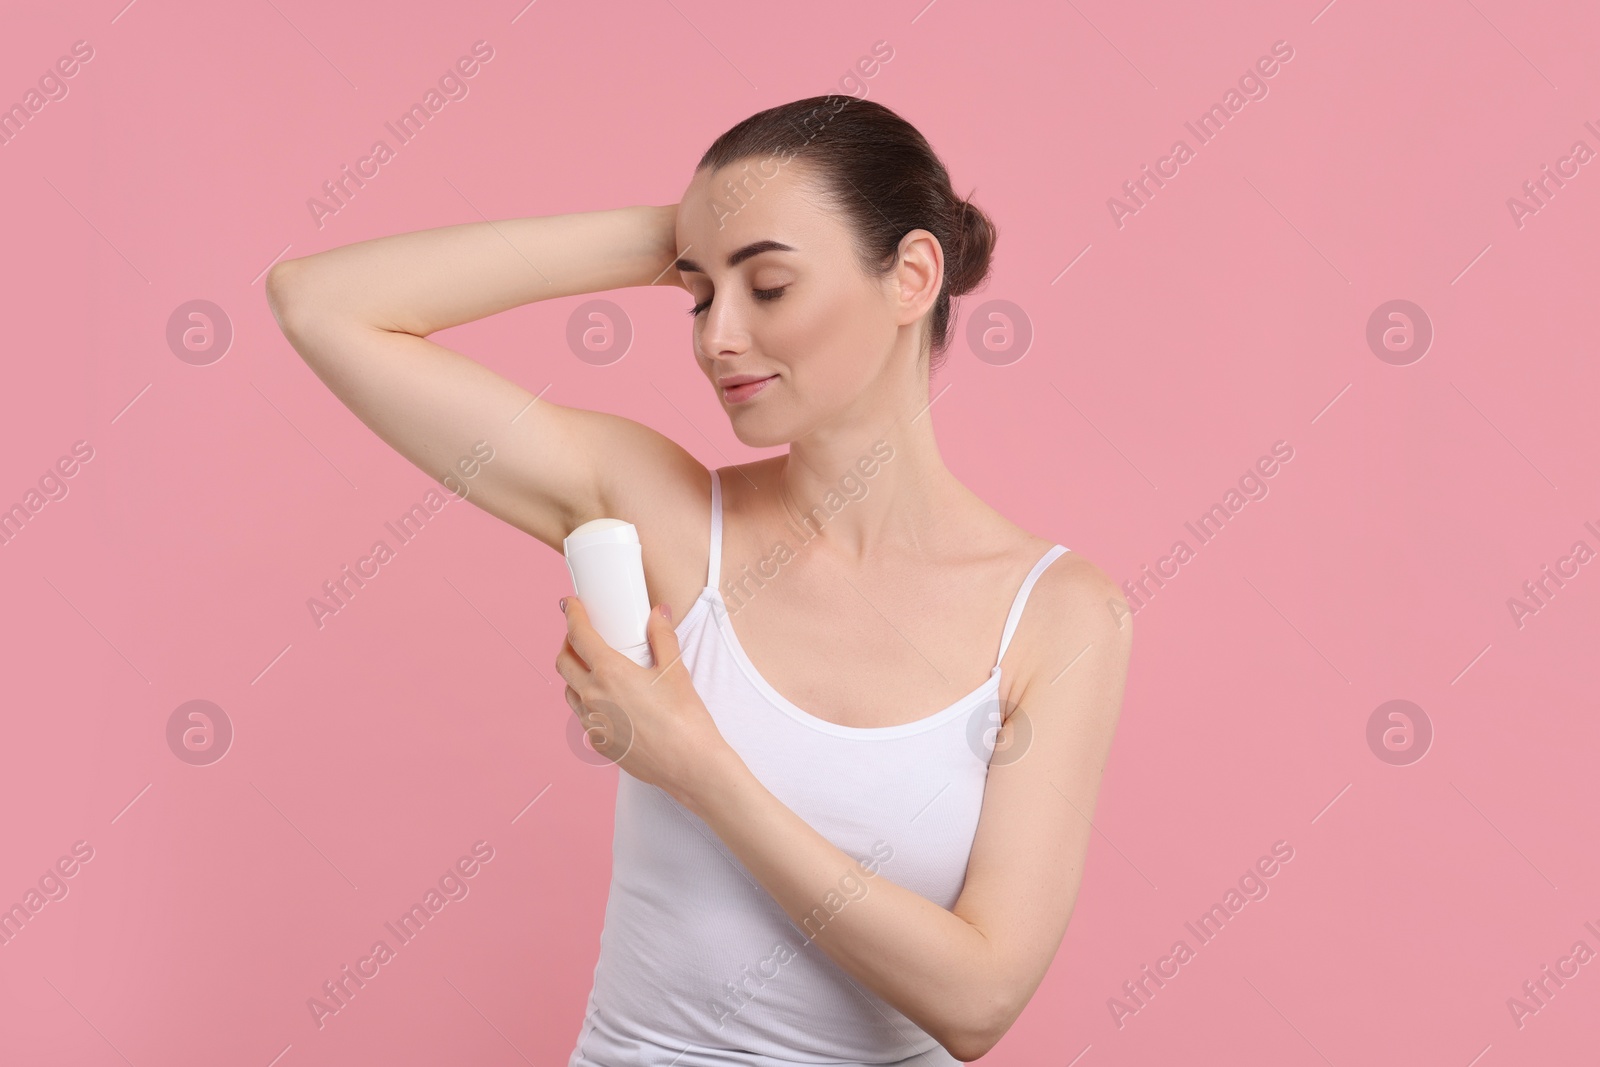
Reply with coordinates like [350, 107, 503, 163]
[686, 287, 787, 316]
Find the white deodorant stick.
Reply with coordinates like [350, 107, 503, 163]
[563, 518, 655, 668]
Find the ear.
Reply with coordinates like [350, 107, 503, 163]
[892, 228, 943, 328]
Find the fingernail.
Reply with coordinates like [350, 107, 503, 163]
[559, 597, 567, 613]
[659, 603, 672, 621]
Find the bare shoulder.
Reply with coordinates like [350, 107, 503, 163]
[1003, 544, 1133, 702]
[1037, 549, 1129, 622]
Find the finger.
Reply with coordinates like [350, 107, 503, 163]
[645, 602, 682, 678]
[561, 595, 601, 668]
[554, 636, 589, 687]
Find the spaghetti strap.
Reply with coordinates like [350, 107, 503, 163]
[706, 468, 723, 592]
[995, 544, 1070, 665]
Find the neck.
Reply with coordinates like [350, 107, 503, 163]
[775, 376, 957, 564]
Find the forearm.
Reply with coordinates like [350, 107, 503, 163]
[681, 747, 1008, 1058]
[271, 204, 681, 337]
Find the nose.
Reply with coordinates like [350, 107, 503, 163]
[696, 294, 751, 363]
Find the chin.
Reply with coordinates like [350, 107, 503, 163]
[722, 400, 798, 448]
[727, 417, 794, 449]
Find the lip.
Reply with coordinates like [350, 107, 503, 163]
[719, 373, 778, 404]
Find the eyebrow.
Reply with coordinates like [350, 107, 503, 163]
[674, 239, 796, 275]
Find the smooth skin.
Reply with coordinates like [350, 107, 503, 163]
[265, 159, 1131, 1061]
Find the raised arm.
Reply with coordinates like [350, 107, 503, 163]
[263, 205, 705, 553]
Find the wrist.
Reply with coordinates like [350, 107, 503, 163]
[642, 204, 684, 288]
[676, 741, 751, 822]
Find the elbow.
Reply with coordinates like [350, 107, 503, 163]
[935, 989, 1025, 1062]
[264, 260, 301, 337]
[265, 258, 339, 350]
[265, 259, 315, 337]
[943, 1034, 993, 1063]
[942, 1027, 1003, 1062]
[943, 1025, 1004, 1063]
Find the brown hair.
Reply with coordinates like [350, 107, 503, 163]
[696, 95, 996, 376]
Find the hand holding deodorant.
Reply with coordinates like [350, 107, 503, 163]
[563, 518, 655, 668]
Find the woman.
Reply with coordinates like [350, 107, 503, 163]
[267, 95, 1132, 1065]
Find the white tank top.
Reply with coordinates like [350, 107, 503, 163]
[570, 468, 1069, 1066]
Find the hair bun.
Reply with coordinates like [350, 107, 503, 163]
[947, 194, 997, 299]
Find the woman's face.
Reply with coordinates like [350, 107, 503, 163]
[673, 159, 927, 448]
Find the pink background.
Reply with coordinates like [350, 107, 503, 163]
[3, 0, 1598, 1063]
